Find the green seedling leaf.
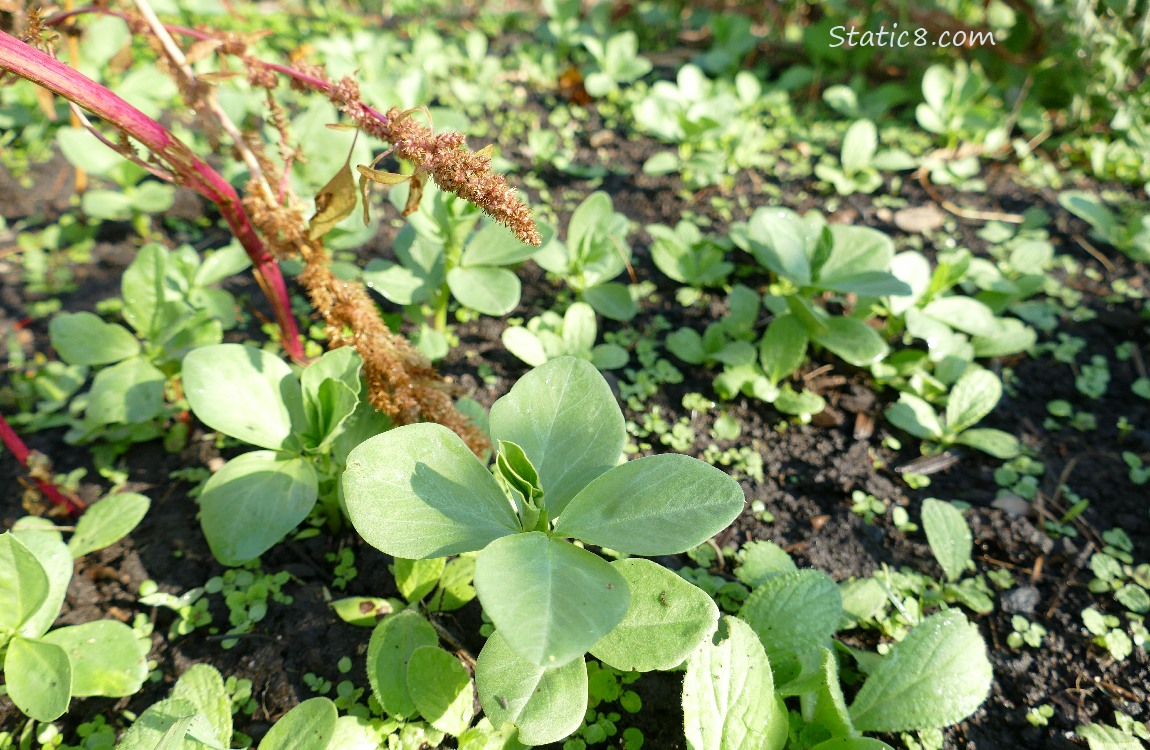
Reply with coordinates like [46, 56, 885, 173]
[115, 698, 198, 750]
[921, 297, 1000, 338]
[300, 346, 363, 446]
[952, 428, 1020, 458]
[739, 569, 842, 686]
[259, 697, 338, 750]
[841, 119, 877, 175]
[183, 344, 306, 451]
[457, 718, 528, 750]
[501, 327, 548, 367]
[583, 282, 637, 321]
[734, 541, 797, 588]
[810, 316, 889, 367]
[120, 244, 171, 342]
[849, 610, 992, 732]
[49, 312, 140, 366]
[945, 367, 1001, 434]
[474, 532, 629, 667]
[759, 314, 808, 385]
[85, 356, 166, 426]
[489, 357, 625, 517]
[447, 266, 521, 316]
[475, 630, 588, 746]
[554, 454, 745, 556]
[194, 242, 251, 287]
[344, 423, 518, 558]
[170, 664, 232, 749]
[42, 620, 148, 697]
[407, 646, 476, 736]
[428, 555, 478, 612]
[811, 739, 895, 750]
[734, 207, 814, 286]
[197, 451, 319, 566]
[395, 557, 446, 602]
[683, 616, 778, 750]
[68, 492, 150, 558]
[562, 302, 597, 353]
[921, 499, 972, 583]
[330, 596, 398, 627]
[808, 648, 857, 738]
[327, 716, 382, 750]
[9, 521, 69, 640]
[462, 222, 539, 267]
[1077, 722, 1145, 750]
[5, 636, 71, 721]
[590, 558, 719, 672]
[367, 610, 439, 718]
[309, 159, 358, 240]
[0, 532, 50, 636]
[885, 393, 944, 441]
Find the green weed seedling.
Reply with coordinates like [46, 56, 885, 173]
[182, 343, 390, 565]
[1007, 616, 1047, 649]
[362, 181, 542, 358]
[344, 357, 743, 744]
[1, 494, 151, 722]
[814, 119, 915, 195]
[580, 31, 651, 99]
[885, 366, 1021, 459]
[1059, 190, 1150, 262]
[532, 191, 638, 321]
[502, 301, 629, 370]
[646, 220, 734, 302]
[47, 242, 247, 447]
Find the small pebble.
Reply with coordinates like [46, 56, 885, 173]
[991, 494, 1030, 517]
[1001, 585, 1040, 614]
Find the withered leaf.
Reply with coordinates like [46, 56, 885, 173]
[308, 159, 358, 240]
[403, 171, 426, 216]
[356, 165, 413, 185]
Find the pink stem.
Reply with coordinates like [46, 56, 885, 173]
[0, 30, 304, 361]
[0, 412, 85, 515]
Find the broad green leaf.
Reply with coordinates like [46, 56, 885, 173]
[667, 328, 707, 364]
[1077, 722, 1144, 750]
[68, 492, 150, 558]
[683, 616, 777, 750]
[971, 319, 1035, 358]
[407, 646, 476, 735]
[198, 451, 318, 566]
[739, 569, 842, 686]
[0, 533, 50, 635]
[475, 630, 588, 746]
[953, 428, 1021, 459]
[367, 610, 439, 718]
[49, 312, 139, 366]
[841, 119, 877, 175]
[474, 532, 629, 667]
[394, 557, 446, 602]
[183, 344, 305, 451]
[428, 555, 479, 612]
[810, 316, 889, 367]
[85, 356, 166, 426]
[733, 541, 797, 588]
[567, 192, 614, 260]
[562, 302, 597, 354]
[447, 266, 521, 316]
[734, 208, 813, 285]
[328, 716, 384, 750]
[300, 347, 362, 417]
[945, 367, 1000, 434]
[808, 648, 857, 739]
[5, 637, 71, 721]
[121, 243, 170, 340]
[885, 393, 944, 441]
[590, 558, 719, 672]
[554, 454, 744, 555]
[42, 620, 148, 697]
[462, 223, 538, 267]
[818, 225, 896, 282]
[921, 297, 1000, 338]
[921, 499, 971, 583]
[489, 357, 625, 517]
[344, 423, 518, 558]
[114, 698, 198, 750]
[170, 664, 232, 749]
[759, 315, 808, 384]
[9, 521, 69, 640]
[502, 327, 547, 367]
[194, 242, 250, 287]
[849, 610, 992, 732]
[363, 258, 432, 306]
[259, 697, 338, 750]
[583, 282, 637, 321]
[819, 271, 910, 297]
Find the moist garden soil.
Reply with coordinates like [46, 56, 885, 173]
[1, 96, 1148, 750]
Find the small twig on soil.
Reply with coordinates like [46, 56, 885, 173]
[205, 632, 275, 642]
[915, 167, 1025, 223]
[1073, 233, 1116, 273]
[1091, 676, 1142, 703]
[1044, 540, 1095, 619]
[1132, 343, 1148, 382]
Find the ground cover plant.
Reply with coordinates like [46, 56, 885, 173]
[0, 1, 1148, 749]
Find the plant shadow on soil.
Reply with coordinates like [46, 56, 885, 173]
[1, 104, 1148, 750]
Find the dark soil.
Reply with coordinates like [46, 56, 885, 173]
[1, 90, 1148, 750]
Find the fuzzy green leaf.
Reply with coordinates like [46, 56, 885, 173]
[921, 499, 972, 583]
[739, 569, 842, 686]
[49, 312, 140, 366]
[367, 610, 439, 718]
[407, 647, 475, 736]
[68, 492, 150, 558]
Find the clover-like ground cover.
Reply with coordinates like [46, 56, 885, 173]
[1, 2, 1149, 749]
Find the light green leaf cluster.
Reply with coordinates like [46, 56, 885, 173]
[345, 357, 744, 744]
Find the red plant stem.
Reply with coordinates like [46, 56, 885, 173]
[0, 31, 305, 361]
[0, 412, 85, 515]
